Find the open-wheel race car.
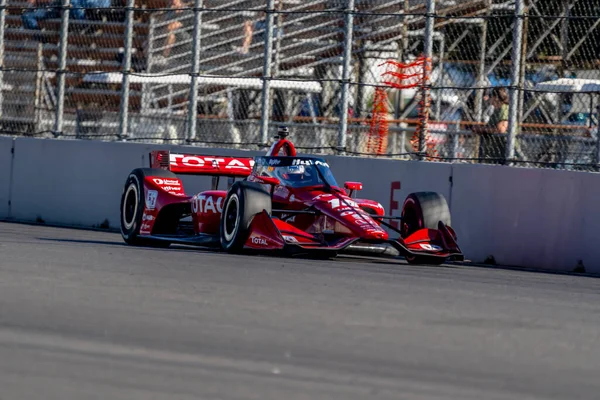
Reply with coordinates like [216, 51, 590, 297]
[120, 127, 463, 265]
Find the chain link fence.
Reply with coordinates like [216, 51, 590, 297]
[1, 0, 599, 170]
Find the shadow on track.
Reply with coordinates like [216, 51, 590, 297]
[37, 235, 600, 280]
[336, 254, 461, 269]
[38, 238, 128, 247]
[36, 236, 463, 275]
[461, 261, 600, 280]
[36, 237, 222, 254]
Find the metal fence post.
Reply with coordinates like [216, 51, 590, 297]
[273, 0, 283, 76]
[119, 0, 135, 141]
[0, 0, 6, 119]
[260, 0, 276, 145]
[505, 0, 525, 164]
[337, 0, 355, 153]
[475, 0, 491, 122]
[393, 0, 410, 158]
[434, 34, 445, 121]
[187, 0, 203, 143]
[420, 0, 435, 158]
[517, 2, 529, 126]
[141, 14, 156, 115]
[54, 0, 70, 137]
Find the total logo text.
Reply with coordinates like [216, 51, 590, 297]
[170, 155, 254, 170]
[251, 236, 268, 246]
[192, 194, 224, 214]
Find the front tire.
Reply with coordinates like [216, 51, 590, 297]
[120, 168, 175, 247]
[220, 181, 272, 252]
[400, 192, 451, 265]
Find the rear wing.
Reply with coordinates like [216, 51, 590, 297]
[149, 150, 255, 178]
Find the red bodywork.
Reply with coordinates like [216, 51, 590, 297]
[135, 138, 463, 263]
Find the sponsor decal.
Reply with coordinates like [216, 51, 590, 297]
[152, 178, 181, 186]
[268, 158, 281, 165]
[340, 209, 385, 232]
[146, 190, 158, 210]
[192, 194, 224, 214]
[292, 159, 311, 166]
[313, 194, 384, 232]
[173, 155, 211, 167]
[142, 214, 154, 221]
[225, 159, 253, 170]
[420, 243, 443, 251]
[170, 155, 254, 170]
[283, 235, 298, 243]
[328, 198, 358, 210]
[251, 236, 268, 246]
[340, 209, 363, 217]
[292, 159, 329, 168]
[141, 223, 151, 231]
[150, 177, 184, 194]
[161, 186, 181, 192]
[312, 194, 328, 201]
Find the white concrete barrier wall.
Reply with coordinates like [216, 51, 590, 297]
[9, 138, 264, 229]
[10, 138, 155, 228]
[451, 164, 600, 272]
[4, 137, 600, 273]
[0, 137, 14, 219]
[326, 156, 452, 234]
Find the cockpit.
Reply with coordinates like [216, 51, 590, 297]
[252, 157, 339, 189]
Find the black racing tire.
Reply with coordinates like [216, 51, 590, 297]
[220, 181, 272, 252]
[120, 168, 175, 247]
[400, 192, 451, 265]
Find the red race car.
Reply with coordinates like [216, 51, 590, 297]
[119, 127, 463, 265]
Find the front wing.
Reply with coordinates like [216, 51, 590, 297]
[391, 221, 464, 261]
[242, 211, 464, 261]
[242, 211, 360, 255]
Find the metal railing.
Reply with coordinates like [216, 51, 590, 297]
[1, 0, 600, 171]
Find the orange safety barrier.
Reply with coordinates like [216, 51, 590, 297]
[367, 55, 438, 158]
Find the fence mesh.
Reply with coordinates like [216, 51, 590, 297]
[517, 0, 600, 170]
[1, 0, 600, 171]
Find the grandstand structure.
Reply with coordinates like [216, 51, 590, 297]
[0, 0, 599, 162]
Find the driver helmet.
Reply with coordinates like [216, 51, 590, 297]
[279, 165, 311, 181]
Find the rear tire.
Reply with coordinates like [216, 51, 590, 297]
[220, 181, 272, 252]
[120, 168, 175, 247]
[400, 192, 451, 265]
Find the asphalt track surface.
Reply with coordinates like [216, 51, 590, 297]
[2, 222, 600, 399]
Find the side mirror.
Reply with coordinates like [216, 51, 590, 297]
[344, 181, 363, 197]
